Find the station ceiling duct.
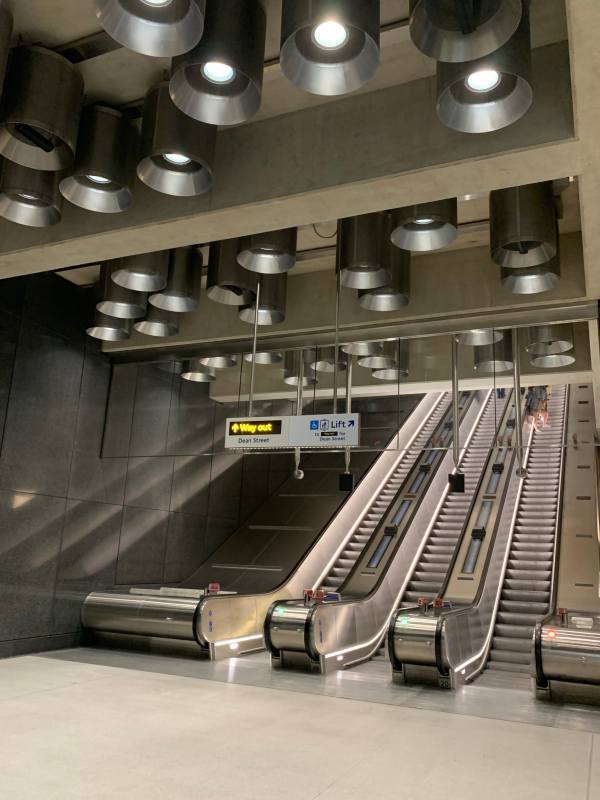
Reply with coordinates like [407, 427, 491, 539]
[0, 161, 62, 227]
[237, 228, 298, 275]
[339, 212, 389, 290]
[390, 198, 457, 252]
[207, 239, 256, 306]
[149, 247, 202, 313]
[491, 181, 557, 269]
[112, 250, 169, 293]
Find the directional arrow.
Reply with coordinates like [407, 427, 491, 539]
[348, 420, 355, 428]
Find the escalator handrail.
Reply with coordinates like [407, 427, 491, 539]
[533, 385, 570, 688]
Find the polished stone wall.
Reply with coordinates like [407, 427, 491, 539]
[0, 273, 290, 658]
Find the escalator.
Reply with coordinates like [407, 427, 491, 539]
[265, 391, 486, 673]
[534, 383, 600, 704]
[484, 386, 567, 679]
[322, 393, 452, 594]
[82, 392, 437, 659]
[390, 385, 574, 691]
[400, 390, 505, 607]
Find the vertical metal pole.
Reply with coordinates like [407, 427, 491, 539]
[512, 328, 526, 476]
[247, 277, 261, 417]
[451, 334, 460, 468]
[296, 349, 304, 415]
[294, 350, 304, 479]
[333, 220, 342, 414]
[344, 355, 353, 473]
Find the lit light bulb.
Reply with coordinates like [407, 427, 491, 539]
[313, 20, 349, 49]
[18, 192, 39, 201]
[86, 174, 111, 184]
[141, 0, 173, 6]
[415, 217, 435, 225]
[163, 153, 192, 166]
[466, 69, 501, 93]
[202, 61, 236, 84]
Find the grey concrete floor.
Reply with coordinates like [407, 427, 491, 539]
[1, 647, 599, 799]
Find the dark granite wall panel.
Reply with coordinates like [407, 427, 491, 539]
[0, 274, 248, 657]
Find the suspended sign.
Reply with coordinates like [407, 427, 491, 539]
[225, 414, 360, 450]
[225, 417, 289, 449]
[289, 414, 360, 448]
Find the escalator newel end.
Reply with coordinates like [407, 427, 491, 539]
[448, 472, 465, 493]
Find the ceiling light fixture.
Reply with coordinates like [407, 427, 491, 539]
[206, 238, 257, 306]
[60, 106, 138, 214]
[339, 212, 389, 290]
[170, 0, 266, 126]
[237, 228, 298, 275]
[309, 347, 347, 374]
[243, 351, 284, 365]
[149, 247, 202, 313]
[137, 83, 216, 197]
[0, 46, 84, 171]
[201, 61, 236, 84]
[93, 0, 205, 57]
[199, 354, 238, 369]
[491, 181, 557, 269]
[313, 21, 349, 49]
[342, 341, 382, 357]
[436, 5, 532, 134]
[525, 325, 574, 357]
[466, 68, 501, 92]
[87, 311, 131, 342]
[163, 153, 192, 166]
[239, 274, 287, 326]
[409, 0, 522, 63]
[357, 341, 396, 370]
[111, 251, 169, 293]
[181, 359, 217, 383]
[473, 331, 513, 373]
[283, 351, 318, 387]
[372, 340, 410, 381]
[530, 352, 576, 369]
[97, 262, 147, 319]
[390, 199, 457, 252]
[134, 306, 179, 338]
[359, 220, 411, 311]
[500, 260, 561, 294]
[0, 161, 62, 227]
[280, 0, 380, 96]
[458, 329, 503, 347]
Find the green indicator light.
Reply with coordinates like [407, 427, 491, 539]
[400, 617, 410, 625]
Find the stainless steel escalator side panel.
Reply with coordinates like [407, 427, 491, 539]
[81, 592, 201, 642]
[534, 383, 600, 701]
[537, 620, 600, 688]
[193, 392, 444, 659]
[297, 392, 486, 673]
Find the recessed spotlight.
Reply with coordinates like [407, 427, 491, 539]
[466, 68, 501, 92]
[201, 61, 236, 84]
[163, 152, 192, 166]
[415, 217, 435, 225]
[86, 174, 111, 184]
[141, 0, 173, 5]
[313, 21, 349, 50]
